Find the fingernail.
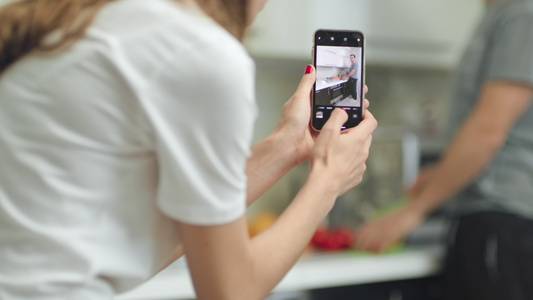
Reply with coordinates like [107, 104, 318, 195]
[305, 65, 313, 74]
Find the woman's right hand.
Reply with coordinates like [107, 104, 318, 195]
[310, 107, 377, 196]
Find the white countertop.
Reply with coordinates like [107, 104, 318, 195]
[114, 247, 443, 300]
[316, 78, 348, 91]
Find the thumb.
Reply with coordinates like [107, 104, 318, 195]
[293, 65, 316, 98]
[322, 108, 348, 132]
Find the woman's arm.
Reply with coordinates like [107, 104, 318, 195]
[244, 66, 316, 204]
[179, 104, 377, 299]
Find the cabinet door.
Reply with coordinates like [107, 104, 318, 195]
[341, 82, 349, 99]
[244, 0, 314, 59]
[364, 0, 482, 68]
[315, 88, 330, 106]
[245, 0, 482, 69]
[317, 47, 352, 68]
[324, 49, 338, 67]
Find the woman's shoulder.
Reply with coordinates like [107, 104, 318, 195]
[87, 0, 251, 77]
[93, 0, 246, 53]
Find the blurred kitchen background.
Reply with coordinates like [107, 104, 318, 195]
[244, 0, 483, 229]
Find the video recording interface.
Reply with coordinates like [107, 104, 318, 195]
[312, 30, 364, 130]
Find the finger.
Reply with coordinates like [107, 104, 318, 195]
[346, 109, 377, 136]
[293, 65, 316, 98]
[363, 108, 374, 120]
[362, 109, 378, 130]
[364, 85, 369, 95]
[322, 107, 348, 132]
[363, 99, 370, 110]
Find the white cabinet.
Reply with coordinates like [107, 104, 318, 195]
[245, 0, 483, 69]
[317, 47, 351, 68]
[322, 49, 339, 67]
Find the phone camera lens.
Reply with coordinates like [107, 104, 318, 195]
[330, 37, 334, 41]
[344, 37, 348, 41]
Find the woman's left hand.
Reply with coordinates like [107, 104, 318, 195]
[273, 65, 369, 167]
[270, 65, 316, 167]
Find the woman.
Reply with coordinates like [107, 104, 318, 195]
[0, 0, 377, 299]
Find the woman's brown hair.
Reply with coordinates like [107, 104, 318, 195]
[0, 0, 249, 73]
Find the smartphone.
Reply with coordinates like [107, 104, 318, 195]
[312, 29, 365, 131]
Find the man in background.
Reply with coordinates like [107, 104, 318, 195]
[345, 53, 359, 102]
[354, 0, 533, 299]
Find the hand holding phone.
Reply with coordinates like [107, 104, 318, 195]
[312, 29, 365, 131]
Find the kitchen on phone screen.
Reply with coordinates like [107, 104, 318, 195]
[312, 29, 365, 131]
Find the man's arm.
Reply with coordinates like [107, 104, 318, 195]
[355, 80, 532, 252]
[346, 67, 356, 78]
[410, 81, 532, 214]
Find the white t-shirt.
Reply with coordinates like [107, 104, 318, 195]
[0, 0, 257, 298]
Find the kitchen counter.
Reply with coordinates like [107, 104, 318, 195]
[114, 246, 443, 300]
[316, 78, 348, 91]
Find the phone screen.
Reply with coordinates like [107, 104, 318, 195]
[312, 30, 365, 131]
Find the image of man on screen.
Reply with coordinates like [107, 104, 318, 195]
[346, 54, 358, 101]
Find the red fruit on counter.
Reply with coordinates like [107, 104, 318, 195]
[310, 226, 356, 251]
[332, 227, 355, 248]
[322, 236, 342, 251]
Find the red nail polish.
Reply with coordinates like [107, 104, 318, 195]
[305, 65, 313, 74]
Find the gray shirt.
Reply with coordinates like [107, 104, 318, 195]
[446, 0, 533, 219]
[349, 62, 358, 79]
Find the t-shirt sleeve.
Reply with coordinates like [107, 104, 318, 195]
[485, 11, 533, 86]
[143, 35, 258, 226]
